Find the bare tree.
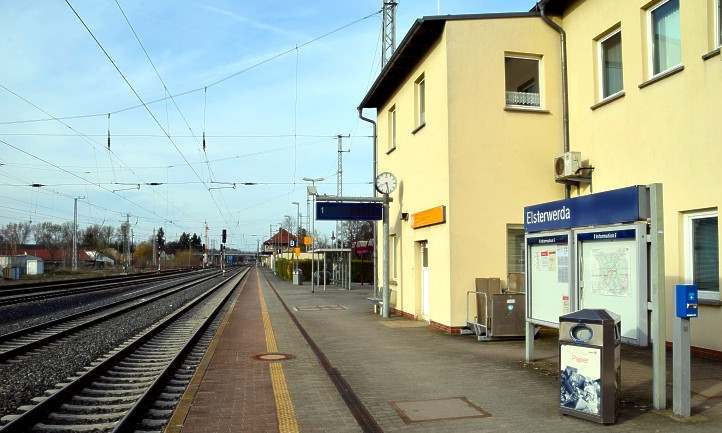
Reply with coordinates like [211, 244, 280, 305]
[339, 221, 373, 247]
[1, 222, 32, 255]
[33, 222, 63, 261]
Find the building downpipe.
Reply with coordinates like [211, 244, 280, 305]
[358, 107, 379, 296]
[538, 0, 571, 198]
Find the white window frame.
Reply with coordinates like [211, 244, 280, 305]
[414, 74, 426, 128]
[504, 54, 543, 109]
[597, 28, 624, 101]
[716, 0, 722, 48]
[647, 0, 682, 79]
[388, 105, 396, 151]
[683, 209, 719, 301]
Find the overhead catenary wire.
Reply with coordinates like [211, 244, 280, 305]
[113, 0, 235, 227]
[0, 83, 190, 224]
[64, 0, 229, 228]
[0, 9, 382, 126]
[0, 137, 181, 228]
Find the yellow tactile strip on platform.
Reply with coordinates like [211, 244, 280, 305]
[257, 271, 300, 433]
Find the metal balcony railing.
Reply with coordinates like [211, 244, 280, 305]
[505, 91, 540, 107]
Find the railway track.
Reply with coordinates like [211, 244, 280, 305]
[0, 270, 220, 363]
[0, 268, 206, 307]
[0, 267, 248, 433]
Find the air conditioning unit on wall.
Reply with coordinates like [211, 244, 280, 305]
[554, 151, 582, 180]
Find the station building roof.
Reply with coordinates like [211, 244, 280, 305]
[358, 11, 541, 110]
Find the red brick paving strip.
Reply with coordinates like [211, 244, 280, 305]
[179, 271, 278, 433]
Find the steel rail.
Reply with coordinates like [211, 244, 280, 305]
[0, 270, 220, 362]
[0, 268, 193, 293]
[0, 269, 205, 306]
[0, 267, 247, 433]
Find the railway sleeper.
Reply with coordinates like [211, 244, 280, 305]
[46, 411, 125, 424]
[32, 420, 117, 432]
[59, 402, 134, 414]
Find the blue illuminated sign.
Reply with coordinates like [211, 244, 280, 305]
[316, 202, 383, 221]
[524, 186, 649, 232]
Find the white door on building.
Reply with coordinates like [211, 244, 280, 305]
[420, 243, 430, 321]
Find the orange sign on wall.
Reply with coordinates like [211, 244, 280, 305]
[411, 205, 446, 229]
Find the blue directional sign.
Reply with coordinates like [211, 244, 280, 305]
[524, 186, 649, 232]
[316, 202, 383, 221]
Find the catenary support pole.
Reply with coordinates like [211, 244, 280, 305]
[650, 183, 667, 410]
[72, 197, 79, 271]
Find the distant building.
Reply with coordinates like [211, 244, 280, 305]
[0, 254, 45, 277]
[263, 228, 298, 253]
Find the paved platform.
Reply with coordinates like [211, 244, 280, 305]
[167, 268, 722, 432]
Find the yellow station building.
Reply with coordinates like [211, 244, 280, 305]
[359, 0, 721, 355]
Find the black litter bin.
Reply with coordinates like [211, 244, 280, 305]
[559, 309, 621, 424]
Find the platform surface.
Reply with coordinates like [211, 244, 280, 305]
[168, 268, 722, 432]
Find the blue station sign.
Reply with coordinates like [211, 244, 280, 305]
[316, 202, 383, 221]
[524, 186, 649, 232]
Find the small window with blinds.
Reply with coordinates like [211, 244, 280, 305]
[684, 210, 719, 299]
[507, 227, 525, 274]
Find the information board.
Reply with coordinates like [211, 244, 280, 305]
[526, 233, 573, 327]
[316, 202, 383, 221]
[576, 225, 648, 346]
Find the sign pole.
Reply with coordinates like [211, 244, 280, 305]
[672, 315, 691, 416]
[650, 183, 667, 410]
[382, 193, 390, 318]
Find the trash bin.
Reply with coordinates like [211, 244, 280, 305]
[292, 269, 303, 285]
[559, 309, 621, 424]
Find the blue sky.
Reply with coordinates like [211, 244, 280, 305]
[0, 0, 535, 249]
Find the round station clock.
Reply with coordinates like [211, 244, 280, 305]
[375, 171, 397, 195]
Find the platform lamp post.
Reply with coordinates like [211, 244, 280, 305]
[303, 177, 324, 293]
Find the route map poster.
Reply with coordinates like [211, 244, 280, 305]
[580, 238, 640, 342]
[585, 245, 631, 297]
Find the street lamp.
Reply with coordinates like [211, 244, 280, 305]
[303, 177, 324, 293]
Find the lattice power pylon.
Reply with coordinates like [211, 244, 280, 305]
[381, 1, 398, 67]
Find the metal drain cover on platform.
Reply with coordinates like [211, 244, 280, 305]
[390, 397, 490, 423]
[293, 304, 347, 311]
[253, 352, 295, 361]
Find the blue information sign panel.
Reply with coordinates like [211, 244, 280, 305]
[316, 202, 383, 221]
[524, 186, 649, 233]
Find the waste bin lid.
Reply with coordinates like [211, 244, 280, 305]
[560, 309, 620, 324]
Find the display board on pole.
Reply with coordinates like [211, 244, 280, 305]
[523, 184, 666, 409]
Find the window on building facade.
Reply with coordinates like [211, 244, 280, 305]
[388, 105, 396, 151]
[649, 0, 681, 77]
[684, 210, 719, 300]
[505, 56, 541, 108]
[599, 30, 623, 99]
[507, 227, 525, 274]
[415, 74, 425, 127]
